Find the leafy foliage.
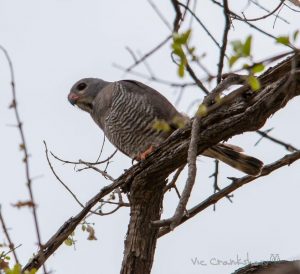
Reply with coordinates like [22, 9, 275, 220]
[229, 35, 264, 91]
[171, 29, 194, 77]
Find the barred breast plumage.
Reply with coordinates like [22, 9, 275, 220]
[68, 78, 263, 175]
[92, 80, 182, 159]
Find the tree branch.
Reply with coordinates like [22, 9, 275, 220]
[158, 149, 300, 236]
[23, 53, 300, 272]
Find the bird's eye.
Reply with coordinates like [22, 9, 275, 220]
[77, 82, 87, 91]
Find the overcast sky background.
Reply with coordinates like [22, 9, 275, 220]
[1, 1, 300, 273]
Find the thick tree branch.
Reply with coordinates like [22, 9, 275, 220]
[23, 53, 300, 272]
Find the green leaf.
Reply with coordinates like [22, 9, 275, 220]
[173, 29, 191, 44]
[242, 35, 252, 57]
[229, 55, 239, 67]
[181, 29, 192, 44]
[4, 264, 22, 274]
[247, 75, 261, 91]
[197, 104, 207, 117]
[172, 47, 185, 59]
[152, 119, 171, 132]
[276, 36, 290, 46]
[64, 237, 74, 246]
[178, 62, 185, 77]
[252, 63, 265, 74]
[231, 40, 243, 54]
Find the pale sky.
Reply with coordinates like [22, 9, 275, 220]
[1, 1, 300, 274]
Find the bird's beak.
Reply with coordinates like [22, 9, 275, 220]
[68, 93, 80, 105]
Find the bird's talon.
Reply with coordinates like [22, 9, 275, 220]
[136, 145, 155, 161]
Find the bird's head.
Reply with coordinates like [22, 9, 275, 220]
[68, 78, 109, 113]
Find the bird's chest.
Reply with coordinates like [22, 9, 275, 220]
[103, 93, 165, 158]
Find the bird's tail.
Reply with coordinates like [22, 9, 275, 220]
[203, 144, 263, 176]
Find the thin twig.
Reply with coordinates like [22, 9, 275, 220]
[211, 0, 292, 47]
[51, 149, 117, 166]
[78, 160, 115, 181]
[185, 62, 210, 94]
[210, 159, 233, 211]
[250, 0, 290, 23]
[0, 206, 19, 264]
[44, 141, 85, 208]
[113, 63, 196, 87]
[178, 1, 222, 49]
[147, 0, 172, 30]
[95, 135, 106, 162]
[243, 0, 286, 22]
[164, 164, 186, 192]
[125, 35, 172, 73]
[217, 0, 230, 84]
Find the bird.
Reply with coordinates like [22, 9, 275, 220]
[68, 78, 263, 175]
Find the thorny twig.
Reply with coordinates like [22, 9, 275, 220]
[209, 160, 233, 211]
[256, 129, 298, 151]
[0, 45, 47, 274]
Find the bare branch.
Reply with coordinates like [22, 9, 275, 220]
[44, 141, 85, 208]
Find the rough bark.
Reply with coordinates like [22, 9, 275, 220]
[120, 176, 166, 274]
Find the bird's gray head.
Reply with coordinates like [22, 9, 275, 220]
[68, 78, 110, 113]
